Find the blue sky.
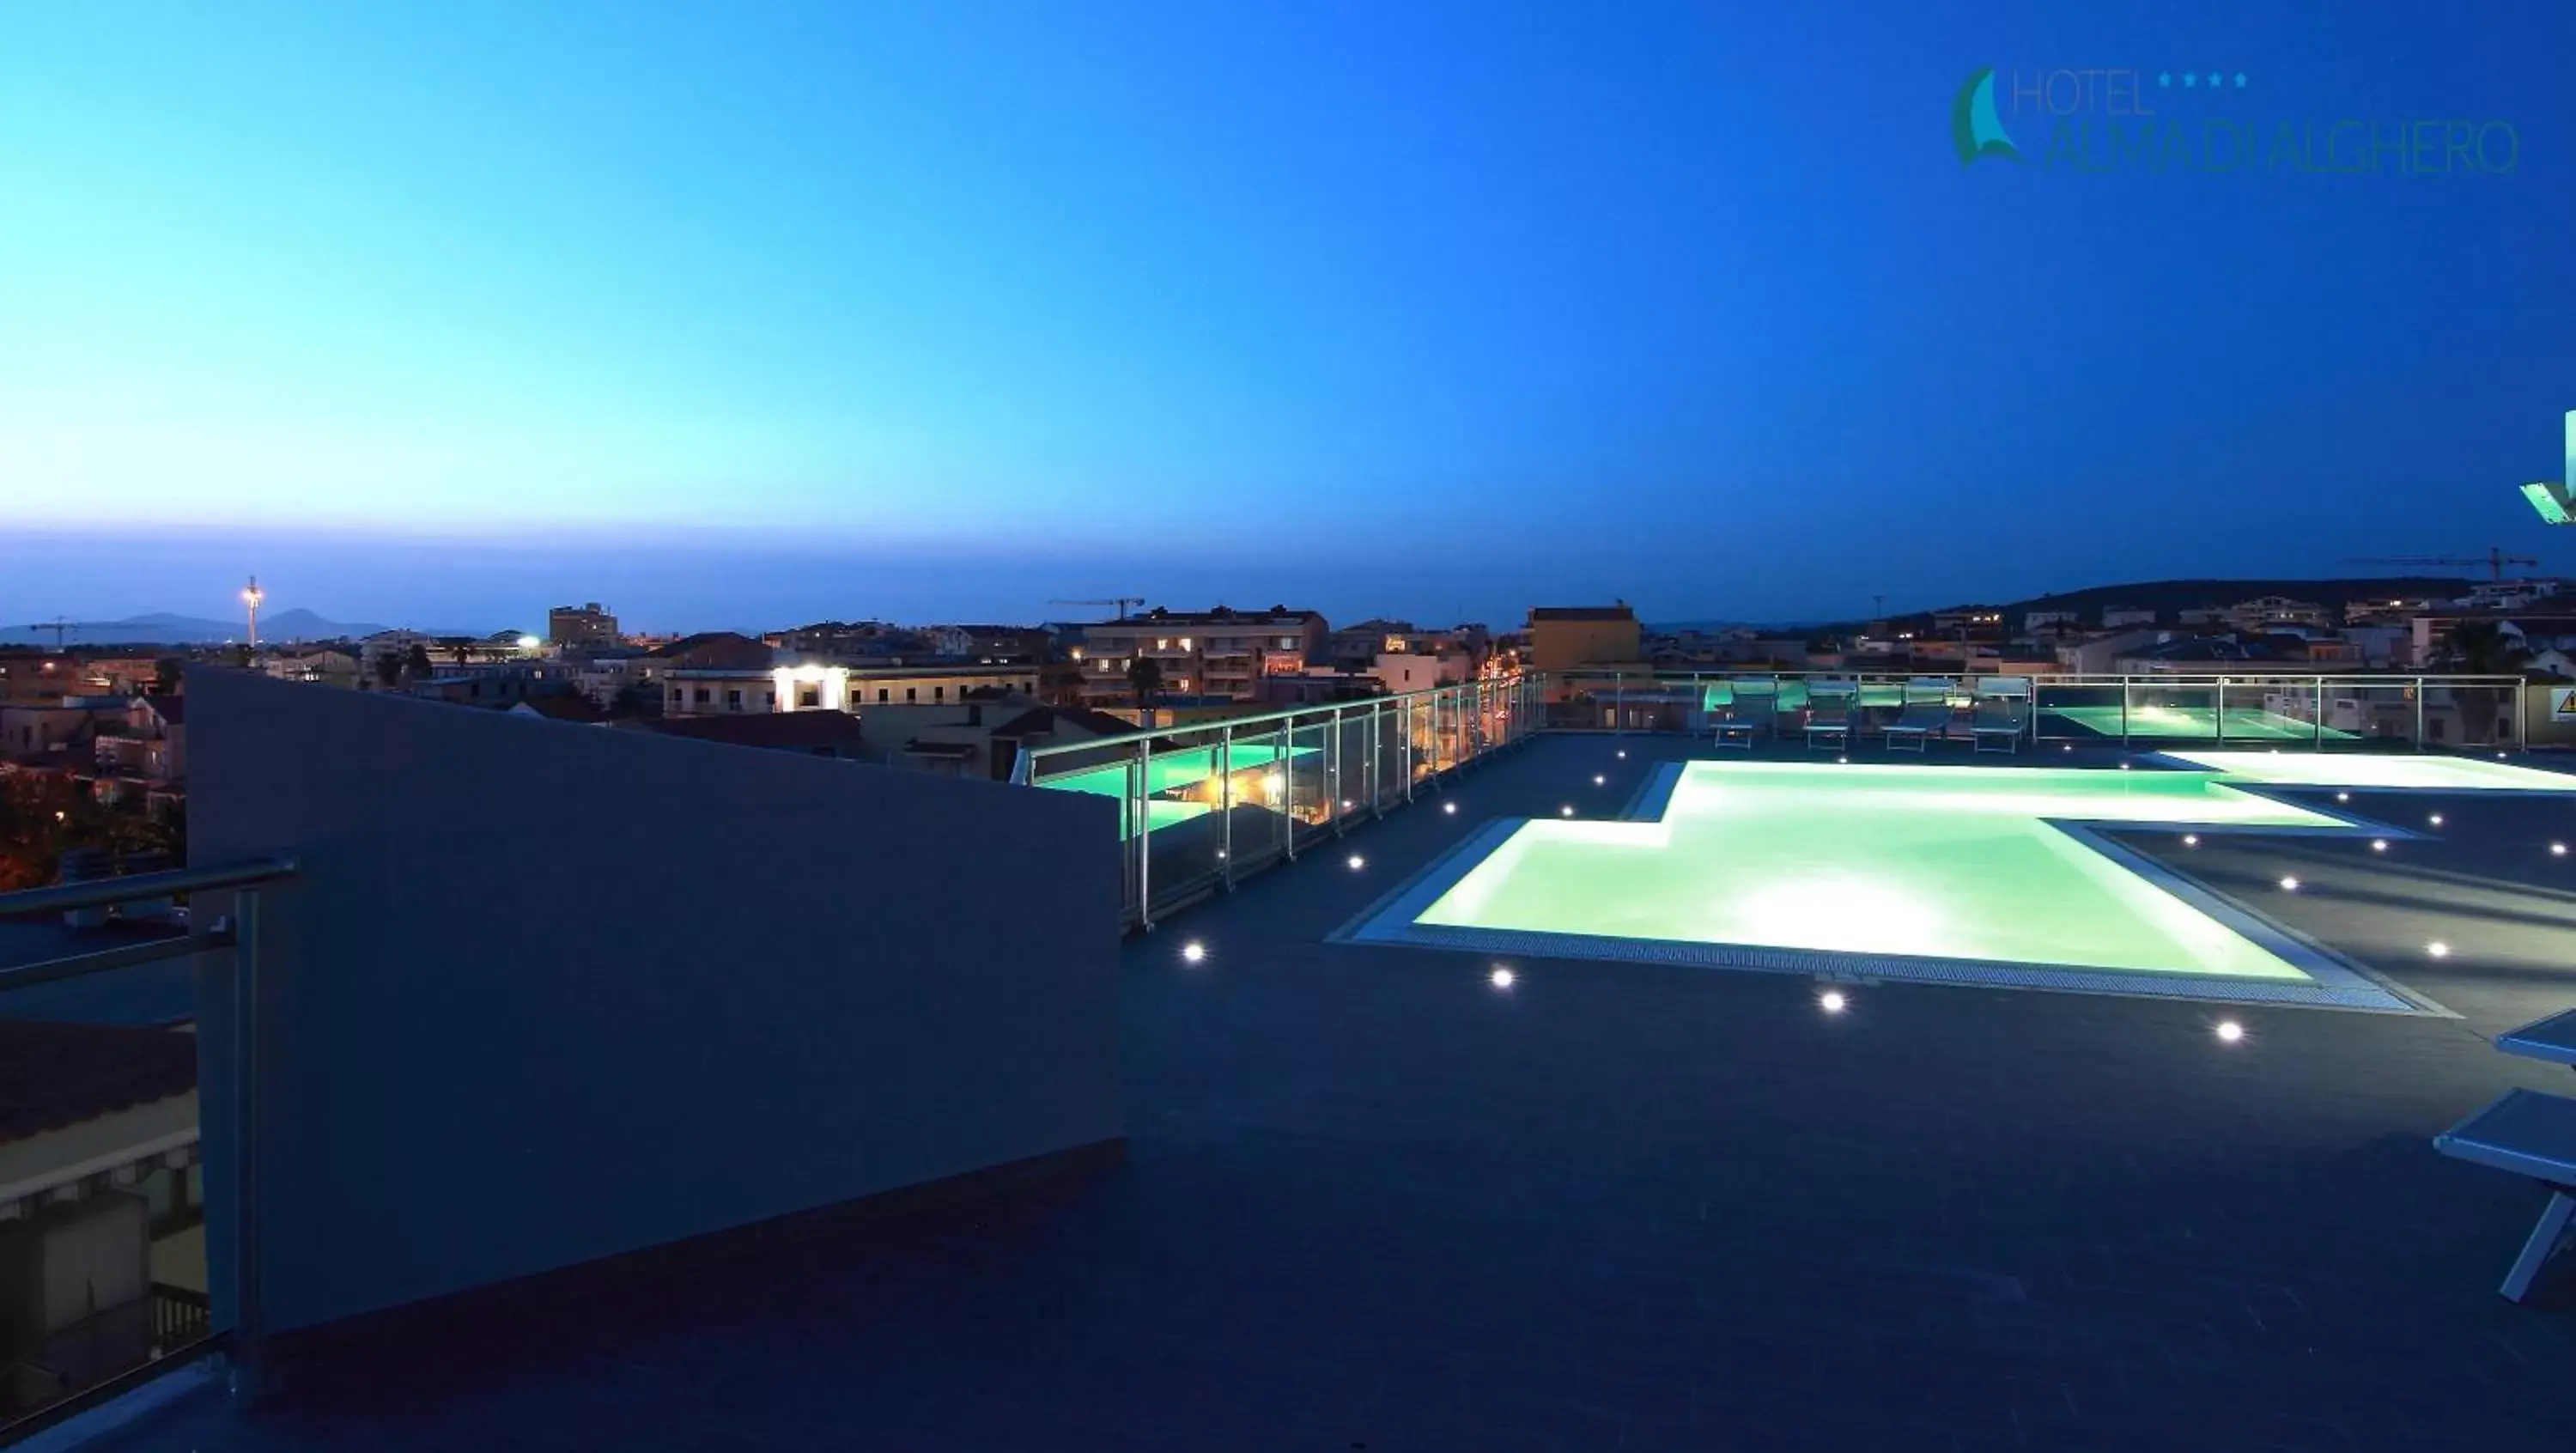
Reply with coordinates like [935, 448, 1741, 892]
[3, 1, 2569, 631]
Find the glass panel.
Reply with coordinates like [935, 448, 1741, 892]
[2220, 677, 2330, 747]
[1221, 726, 1292, 875]
[2033, 679, 2128, 744]
[1286, 714, 1333, 849]
[1140, 733, 1224, 917]
[2122, 678, 2226, 740]
[0, 927, 213, 1433]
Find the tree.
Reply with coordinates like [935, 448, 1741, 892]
[606, 682, 661, 720]
[2439, 620, 2533, 745]
[150, 657, 185, 695]
[449, 641, 473, 666]
[404, 642, 434, 680]
[374, 649, 405, 689]
[1126, 655, 1165, 714]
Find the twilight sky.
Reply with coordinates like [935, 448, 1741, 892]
[3, 1, 2569, 632]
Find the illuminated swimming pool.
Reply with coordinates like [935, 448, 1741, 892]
[1336, 758, 2547, 1011]
[2043, 704, 2356, 741]
[2157, 750, 2576, 793]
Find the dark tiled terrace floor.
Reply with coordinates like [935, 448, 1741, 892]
[87, 737, 2576, 1451]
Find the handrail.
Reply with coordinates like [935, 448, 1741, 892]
[1535, 675, 2524, 690]
[0, 858, 299, 917]
[0, 854, 300, 1420]
[1018, 675, 1528, 763]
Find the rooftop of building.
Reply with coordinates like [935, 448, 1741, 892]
[640, 712, 866, 753]
[1528, 605, 1638, 623]
[61, 731, 2576, 1452]
[1083, 605, 1322, 628]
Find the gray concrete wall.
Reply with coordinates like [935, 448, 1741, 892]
[186, 669, 1119, 1334]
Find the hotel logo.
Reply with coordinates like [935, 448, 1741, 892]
[1950, 66, 2518, 176]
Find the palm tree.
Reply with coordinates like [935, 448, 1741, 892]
[1126, 655, 1164, 716]
[2439, 620, 2532, 745]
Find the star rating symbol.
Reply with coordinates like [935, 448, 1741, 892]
[2158, 71, 2172, 86]
[2234, 72, 2247, 88]
[2207, 71, 2222, 88]
[2184, 72, 2197, 88]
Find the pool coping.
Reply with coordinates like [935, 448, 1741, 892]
[1331, 759, 2461, 1016]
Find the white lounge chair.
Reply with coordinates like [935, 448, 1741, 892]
[1710, 678, 1777, 750]
[2435, 1088, 2576, 1302]
[1970, 699, 2027, 753]
[1805, 684, 1856, 753]
[1882, 680, 1958, 752]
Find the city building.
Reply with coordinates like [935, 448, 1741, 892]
[642, 710, 867, 757]
[545, 603, 620, 649]
[857, 695, 1131, 780]
[0, 1019, 208, 1415]
[1524, 605, 1641, 675]
[262, 649, 361, 690]
[1073, 606, 1327, 708]
[2100, 605, 2159, 628]
[89, 696, 186, 815]
[2226, 596, 2333, 633]
[662, 663, 1042, 717]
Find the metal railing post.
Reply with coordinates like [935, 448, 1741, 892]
[1327, 705, 1345, 834]
[1367, 701, 1383, 818]
[1218, 724, 1235, 889]
[229, 886, 267, 1409]
[2120, 678, 2130, 746]
[1277, 727, 1294, 860]
[1135, 738, 1153, 929]
[1401, 699, 1415, 802]
[2414, 678, 2426, 751]
[2313, 678, 2324, 751]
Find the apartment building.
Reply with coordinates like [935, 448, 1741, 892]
[1073, 607, 1326, 707]
[546, 602, 619, 649]
[663, 663, 1042, 717]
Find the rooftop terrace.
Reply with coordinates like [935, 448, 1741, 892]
[55, 731, 2576, 1453]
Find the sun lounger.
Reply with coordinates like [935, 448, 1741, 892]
[1882, 680, 1959, 752]
[2434, 1088, 2576, 1302]
[1970, 698, 2027, 753]
[1805, 684, 1855, 753]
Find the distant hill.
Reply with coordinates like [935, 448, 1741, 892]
[1981, 577, 2476, 621]
[0, 607, 424, 646]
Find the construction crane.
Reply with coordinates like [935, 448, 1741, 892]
[1048, 596, 1146, 619]
[2340, 547, 2540, 581]
[18, 618, 125, 649]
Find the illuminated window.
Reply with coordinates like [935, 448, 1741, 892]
[1179, 637, 1192, 650]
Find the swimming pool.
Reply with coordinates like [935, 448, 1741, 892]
[1338, 758, 2494, 1011]
[2042, 704, 2357, 741]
